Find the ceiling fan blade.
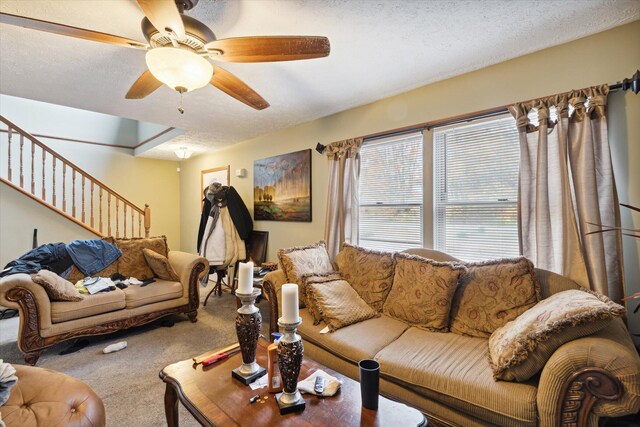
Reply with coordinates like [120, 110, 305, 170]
[210, 66, 269, 110]
[125, 70, 163, 99]
[206, 36, 330, 63]
[0, 12, 148, 49]
[136, 0, 185, 40]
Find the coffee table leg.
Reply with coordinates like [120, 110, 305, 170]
[164, 382, 179, 427]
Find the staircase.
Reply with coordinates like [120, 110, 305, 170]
[0, 115, 150, 238]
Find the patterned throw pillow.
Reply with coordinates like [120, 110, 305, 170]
[277, 241, 335, 307]
[488, 289, 625, 381]
[116, 236, 169, 280]
[300, 272, 342, 316]
[142, 249, 180, 281]
[306, 278, 380, 331]
[383, 253, 467, 332]
[31, 270, 84, 302]
[449, 257, 541, 338]
[335, 243, 394, 312]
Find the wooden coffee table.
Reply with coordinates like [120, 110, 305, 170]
[160, 338, 427, 426]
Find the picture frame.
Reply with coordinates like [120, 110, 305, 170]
[253, 149, 312, 222]
[201, 165, 230, 202]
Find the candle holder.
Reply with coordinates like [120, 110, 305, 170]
[276, 317, 306, 415]
[231, 288, 267, 385]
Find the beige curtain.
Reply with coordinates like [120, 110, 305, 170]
[510, 85, 624, 301]
[324, 138, 364, 259]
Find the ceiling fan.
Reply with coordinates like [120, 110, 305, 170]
[0, 0, 330, 112]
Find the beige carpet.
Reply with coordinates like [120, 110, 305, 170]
[0, 282, 271, 426]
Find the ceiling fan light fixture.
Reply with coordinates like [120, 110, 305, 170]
[145, 47, 213, 92]
[175, 147, 193, 160]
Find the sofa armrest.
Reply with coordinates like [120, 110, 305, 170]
[262, 269, 287, 335]
[168, 251, 208, 305]
[0, 273, 53, 331]
[537, 318, 640, 427]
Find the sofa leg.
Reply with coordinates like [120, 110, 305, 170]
[187, 311, 198, 323]
[24, 350, 43, 366]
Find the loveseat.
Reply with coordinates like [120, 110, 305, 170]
[262, 247, 640, 427]
[0, 237, 207, 365]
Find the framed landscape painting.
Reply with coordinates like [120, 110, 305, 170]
[254, 149, 311, 221]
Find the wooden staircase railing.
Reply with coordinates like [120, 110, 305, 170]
[0, 115, 150, 238]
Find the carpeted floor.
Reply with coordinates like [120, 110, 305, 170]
[0, 282, 271, 426]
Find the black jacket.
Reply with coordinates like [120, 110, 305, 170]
[197, 186, 253, 251]
[1, 243, 73, 277]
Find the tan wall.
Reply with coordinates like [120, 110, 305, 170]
[180, 21, 640, 333]
[0, 142, 180, 265]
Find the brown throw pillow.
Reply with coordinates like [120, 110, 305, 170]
[300, 272, 342, 312]
[449, 257, 541, 338]
[301, 273, 343, 324]
[306, 279, 380, 331]
[116, 236, 169, 280]
[31, 270, 84, 302]
[335, 243, 394, 312]
[67, 237, 119, 282]
[488, 288, 625, 381]
[143, 249, 180, 281]
[278, 241, 335, 307]
[383, 253, 467, 332]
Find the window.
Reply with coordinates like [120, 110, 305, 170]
[359, 132, 423, 252]
[433, 117, 520, 261]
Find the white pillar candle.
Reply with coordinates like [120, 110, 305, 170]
[281, 283, 300, 324]
[237, 261, 254, 294]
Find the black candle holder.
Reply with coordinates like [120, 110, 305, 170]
[276, 317, 305, 415]
[231, 288, 266, 385]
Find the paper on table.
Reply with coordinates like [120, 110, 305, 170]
[319, 326, 330, 334]
[249, 375, 268, 390]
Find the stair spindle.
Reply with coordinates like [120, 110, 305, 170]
[62, 163, 66, 212]
[138, 212, 142, 238]
[31, 141, 35, 194]
[7, 127, 12, 182]
[99, 187, 103, 233]
[81, 177, 85, 222]
[41, 149, 46, 201]
[90, 182, 94, 228]
[131, 209, 134, 237]
[108, 195, 111, 236]
[19, 134, 24, 188]
[52, 157, 56, 206]
[72, 170, 76, 217]
[116, 198, 119, 238]
[144, 204, 151, 238]
[124, 204, 127, 238]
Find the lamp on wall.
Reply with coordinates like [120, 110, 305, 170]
[174, 147, 193, 160]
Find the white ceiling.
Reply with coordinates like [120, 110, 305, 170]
[1, 0, 638, 160]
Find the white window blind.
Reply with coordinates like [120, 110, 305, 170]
[359, 132, 423, 252]
[434, 116, 520, 261]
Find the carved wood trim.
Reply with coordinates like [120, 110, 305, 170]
[556, 367, 623, 427]
[261, 278, 279, 336]
[6, 261, 206, 366]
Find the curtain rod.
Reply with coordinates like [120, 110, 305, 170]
[346, 70, 640, 144]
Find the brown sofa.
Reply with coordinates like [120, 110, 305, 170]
[263, 248, 640, 427]
[0, 249, 207, 365]
[1, 364, 105, 427]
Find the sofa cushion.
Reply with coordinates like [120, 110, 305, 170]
[116, 236, 169, 280]
[301, 272, 342, 321]
[298, 309, 409, 364]
[31, 270, 84, 302]
[142, 249, 180, 281]
[306, 278, 379, 331]
[375, 327, 538, 426]
[489, 288, 625, 382]
[122, 280, 183, 309]
[450, 257, 541, 338]
[335, 243, 394, 312]
[383, 253, 466, 332]
[51, 289, 125, 323]
[278, 241, 335, 307]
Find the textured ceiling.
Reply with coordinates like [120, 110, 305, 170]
[1, 0, 638, 160]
